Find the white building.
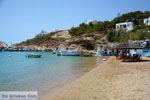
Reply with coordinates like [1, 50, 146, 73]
[116, 22, 134, 31]
[144, 17, 150, 26]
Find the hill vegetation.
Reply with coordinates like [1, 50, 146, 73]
[69, 11, 150, 42]
[17, 11, 150, 49]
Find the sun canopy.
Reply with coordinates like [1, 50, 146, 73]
[114, 42, 146, 49]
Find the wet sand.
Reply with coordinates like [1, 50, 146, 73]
[41, 57, 150, 100]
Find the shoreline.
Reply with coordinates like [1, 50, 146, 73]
[39, 56, 105, 98]
[40, 57, 109, 100]
[41, 56, 150, 100]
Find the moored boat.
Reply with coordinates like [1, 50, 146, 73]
[55, 44, 80, 56]
[61, 51, 80, 56]
[26, 54, 42, 58]
[56, 48, 66, 56]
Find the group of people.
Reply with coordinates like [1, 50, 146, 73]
[116, 50, 141, 62]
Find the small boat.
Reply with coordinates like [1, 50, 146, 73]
[56, 48, 66, 56]
[61, 50, 80, 56]
[52, 48, 58, 54]
[60, 47, 80, 56]
[52, 50, 56, 54]
[26, 54, 42, 58]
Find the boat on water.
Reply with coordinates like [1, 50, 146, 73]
[56, 48, 66, 56]
[52, 50, 56, 54]
[26, 54, 42, 58]
[61, 49, 80, 56]
[56, 45, 80, 56]
[52, 48, 58, 54]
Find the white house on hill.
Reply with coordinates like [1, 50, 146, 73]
[144, 17, 150, 26]
[116, 22, 134, 31]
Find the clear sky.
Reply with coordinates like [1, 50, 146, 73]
[0, 0, 149, 44]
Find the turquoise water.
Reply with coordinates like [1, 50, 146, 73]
[0, 52, 102, 95]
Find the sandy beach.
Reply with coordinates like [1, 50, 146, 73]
[41, 57, 150, 100]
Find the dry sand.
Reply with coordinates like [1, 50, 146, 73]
[41, 57, 150, 100]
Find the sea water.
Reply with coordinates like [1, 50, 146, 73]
[0, 52, 103, 96]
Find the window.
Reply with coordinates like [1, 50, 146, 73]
[117, 25, 120, 29]
[120, 25, 126, 28]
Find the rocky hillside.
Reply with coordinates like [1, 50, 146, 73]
[51, 30, 71, 39]
[16, 30, 72, 49]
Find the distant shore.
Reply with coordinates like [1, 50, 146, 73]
[41, 56, 150, 100]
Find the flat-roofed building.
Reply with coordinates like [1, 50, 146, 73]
[116, 22, 134, 31]
[144, 17, 150, 26]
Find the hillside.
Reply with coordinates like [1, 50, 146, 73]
[16, 30, 71, 49]
[16, 11, 150, 49]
